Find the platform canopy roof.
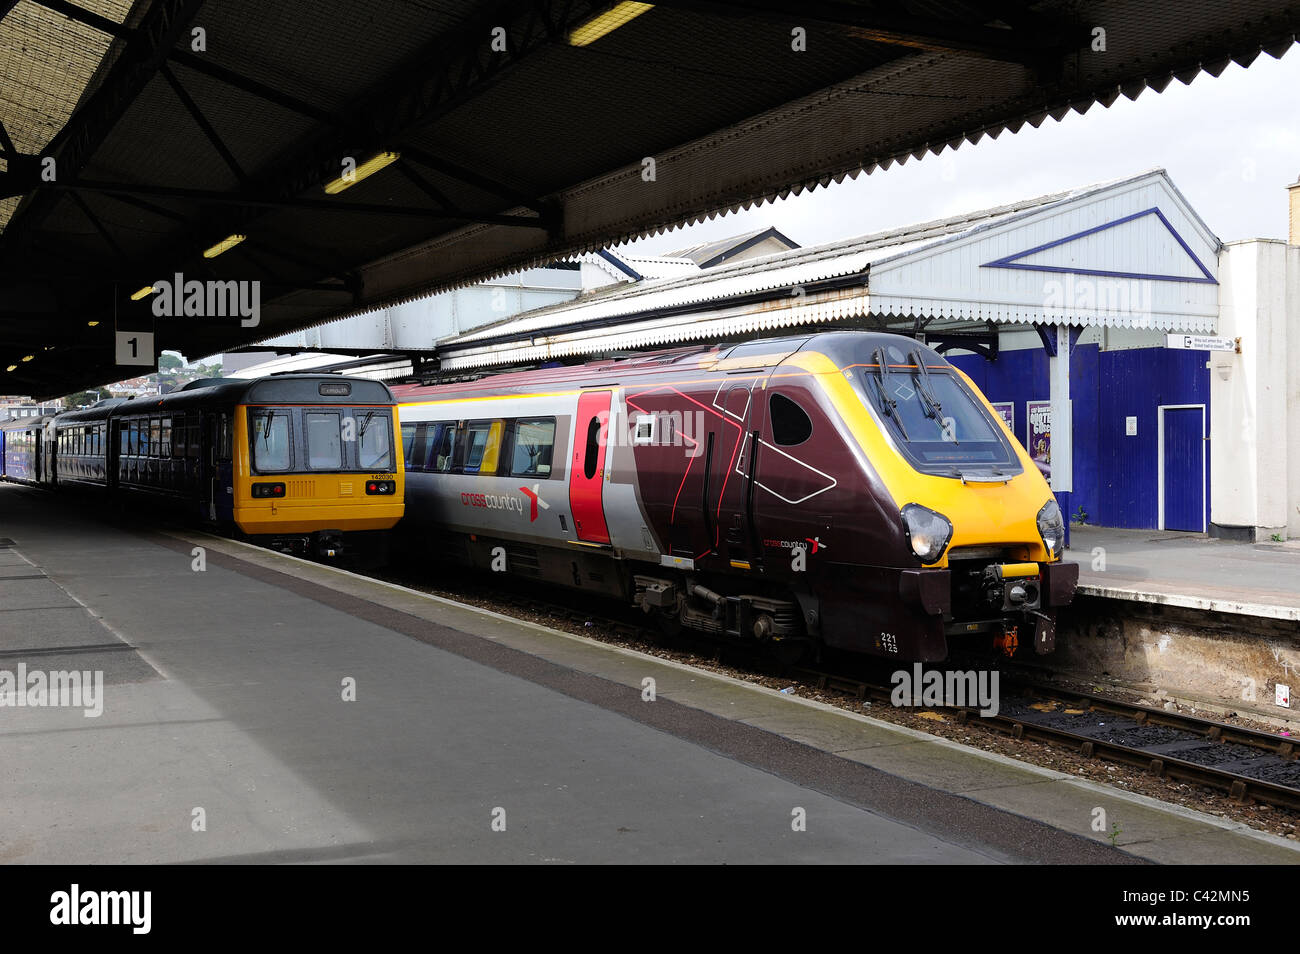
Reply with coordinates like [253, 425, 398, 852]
[436, 169, 1222, 371]
[1, 0, 1296, 397]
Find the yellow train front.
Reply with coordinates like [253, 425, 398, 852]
[96, 374, 404, 564]
[229, 376, 405, 562]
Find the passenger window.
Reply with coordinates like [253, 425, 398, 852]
[770, 393, 813, 446]
[511, 419, 556, 478]
[306, 412, 343, 470]
[428, 423, 455, 473]
[461, 422, 492, 473]
[150, 419, 161, 458]
[251, 411, 292, 471]
[358, 412, 392, 470]
[160, 419, 171, 458]
[583, 416, 601, 480]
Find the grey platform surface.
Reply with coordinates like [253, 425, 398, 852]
[1071, 525, 1300, 620]
[0, 484, 1295, 864]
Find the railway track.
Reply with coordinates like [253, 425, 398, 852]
[375, 563, 1300, 812]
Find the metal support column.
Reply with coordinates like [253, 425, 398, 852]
[1049, 323, 1073, 548]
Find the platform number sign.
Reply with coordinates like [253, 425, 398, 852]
[115, 330, 155, 367]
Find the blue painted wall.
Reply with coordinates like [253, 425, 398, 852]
[951, 344, 1210, 529]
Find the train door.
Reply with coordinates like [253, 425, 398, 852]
[199, 413, 218, 521]
[41, 420, 55, 485]
[107, 419, 120, 491]
[569, 391, 611, 544]
[711, 379, 762, 565]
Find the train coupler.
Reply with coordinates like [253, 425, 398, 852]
[993, 625, 1019, 658]
[315, 530, 345, 559]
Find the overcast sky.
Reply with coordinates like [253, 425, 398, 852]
[617, 49, 1300, 257]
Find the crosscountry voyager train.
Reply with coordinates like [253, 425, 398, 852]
[394, 331, 1079, 662]
[0, 374, 404, 561]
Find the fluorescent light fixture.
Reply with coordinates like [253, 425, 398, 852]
[21, 355, 33, 362]
[568, 2, 653, 46]
[203, 234, 246, 259]
[5, 365, 15, 372]
[130, 285, 155, 301]
[323, 151, 401, 194]
[87, 320, 100, 327]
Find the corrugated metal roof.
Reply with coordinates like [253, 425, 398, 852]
[449, 169, 1184, 345]
[438, 169, 1222, 368]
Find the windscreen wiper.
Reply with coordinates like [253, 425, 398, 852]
[908, 348, 944, 421]
[358, 409, 376, 440]
[870, 348, 909, 441]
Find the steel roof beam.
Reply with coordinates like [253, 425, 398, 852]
[50, 180, 549, 228]
[2, 0, 209, 249]
[66, 191, 129, 263]
[393, 160, 453, 212]
[26, 0, 122, 35]
[401, 145, 551, 219]
[168, 51, 340, 126]
[0, 117, 16, 157]
[242, 239, 358, 290]
[32, 1, 343, 126]
[159, 62, 248, 184]
[647, 0, 1083, 63]
[96, 189, 190, 223]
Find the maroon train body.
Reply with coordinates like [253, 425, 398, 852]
[395, 331, 1078, 662]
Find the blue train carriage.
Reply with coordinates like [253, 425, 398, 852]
[51, 399, 125, 491]
[0, 413, 56, 486]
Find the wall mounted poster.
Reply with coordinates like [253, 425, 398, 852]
[1026, 400, 1051, 479]
[991, 402, 1014, 433]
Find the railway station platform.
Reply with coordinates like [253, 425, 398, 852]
[1, 484, 1296, 865]
[1072, 526, 1300, 621]
[1061, 526, 1300, 720]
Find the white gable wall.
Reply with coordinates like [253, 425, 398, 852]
[867, 172, 1219, 331]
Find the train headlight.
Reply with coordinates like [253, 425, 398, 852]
[1037, 498, 1065, 557]
[251, 482, 285, 498]
[901, 503, 952, 564]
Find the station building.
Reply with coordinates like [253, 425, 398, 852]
[428, 169, 1300, 542]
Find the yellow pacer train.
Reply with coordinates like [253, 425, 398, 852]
[0, 374, 404, 564]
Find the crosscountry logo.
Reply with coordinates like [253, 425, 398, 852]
[519, 484, 550, 522]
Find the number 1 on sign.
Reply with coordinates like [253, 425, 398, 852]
[115, 331, 154, 366]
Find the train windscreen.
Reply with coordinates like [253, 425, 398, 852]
[856, 357, 1022, 476]
[249, 407, 396, 474]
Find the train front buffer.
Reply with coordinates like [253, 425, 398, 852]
[899, 557, 1080, 657]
